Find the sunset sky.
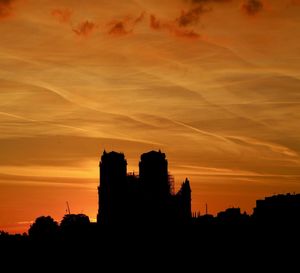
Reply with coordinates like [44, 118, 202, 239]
[1, 0, 300, 233]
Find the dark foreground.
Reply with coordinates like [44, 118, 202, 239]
[1, 224, 299, 270]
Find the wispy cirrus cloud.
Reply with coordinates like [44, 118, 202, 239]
[173, 28, 201, 39]
[0, 172, 95, 188]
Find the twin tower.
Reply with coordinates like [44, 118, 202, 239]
[97, 150, 191, 224]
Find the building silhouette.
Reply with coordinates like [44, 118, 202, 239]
[175, 178, 192, 222]
[217, 208, 249, 225]
[97, 150, 191, 225]
[253, 193, 300, 225]
[97, 151, 127, 224]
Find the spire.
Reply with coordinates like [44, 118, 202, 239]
[183, 178, 191, 192]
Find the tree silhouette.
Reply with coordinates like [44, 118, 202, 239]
[28, 216, 59, 240]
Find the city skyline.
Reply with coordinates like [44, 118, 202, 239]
[1, 0, 300, 233]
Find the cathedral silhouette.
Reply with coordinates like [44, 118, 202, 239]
[97, 150, 191, 225]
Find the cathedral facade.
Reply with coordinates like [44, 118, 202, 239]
[97, 150, 191, 225]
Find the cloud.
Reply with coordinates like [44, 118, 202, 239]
[149, 14, 173, 33]
[107, 12, 145, 36]
[108, 22, 131, 36]
[242, 0, 263, 16]
[0, 172, 95, 188]
[51, 8, 73, 24]
[0, 0, 15, 19]
[150, 14, 162, 30]
[134, 11, 146, 25]
[176, 6, 209, 27]
[0, 135, 157, 167]
[176, 0, 232, 28]
[72, 20, 97, 37]
[150, 14, 200, 40]
[17, 221, 34, 225]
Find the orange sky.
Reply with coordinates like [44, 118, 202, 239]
[1, 0, 300, 233]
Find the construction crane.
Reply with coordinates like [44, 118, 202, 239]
[66, 201, 71, 215]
